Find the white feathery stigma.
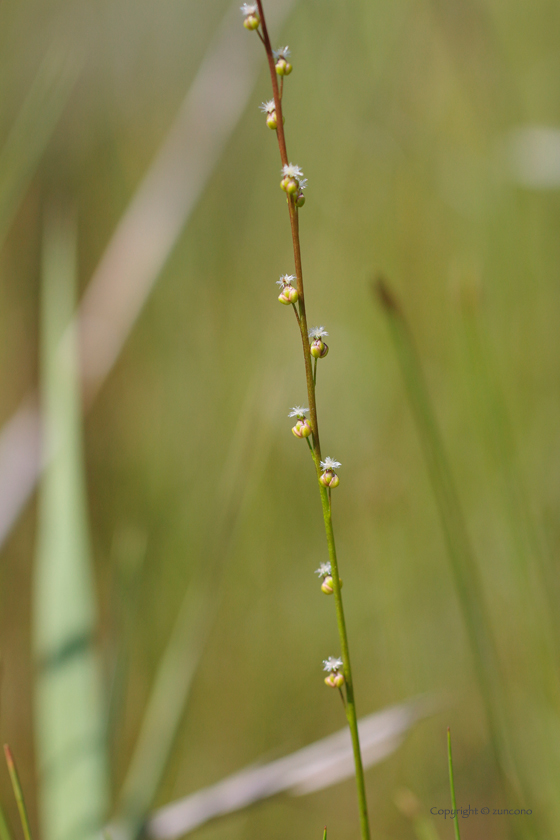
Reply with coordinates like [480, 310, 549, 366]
[288, 406, 309, 418]
[323, 657, 343, 672]
[240, 3, 258, 14]
[298, 177, 308, 191]
[276, 274, 296, 287]
[282, 163, 304, 180]
[320, 457, 341, 471]
[273, 46, 291, 60]
[308, 326, 328, 339]
[260, 99, 276, 114]
[315, 562, 332, 578]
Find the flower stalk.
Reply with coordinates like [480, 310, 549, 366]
[245, 5, 371, 840]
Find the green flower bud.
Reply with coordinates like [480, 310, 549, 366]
[243, 13, 260, 30]
[285, 177, 298, 195]
[310, 338, 329, 358]
[324, 671, 344, 688]
[295, 192, 306, 207]
[320, 575, 343, 594]
[278, 283, 298, 305]
[292, 418, 312, 438]
[319, 469, 339, 488]
[266, 112, 278, 130]
[275, 57, 291, 75]
[280, 176, 290, 191]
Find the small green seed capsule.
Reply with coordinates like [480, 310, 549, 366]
[275, 58, 288, 75]
[320, 469, 339, 488]
[280, 176, 290, 191]
[310, 338, 329, 358]
[324, 671, 344, 688]
[296, 192, 305, 207]
[283, 62, 293, 75]
[292, 418, 312, 438]
[321, 575, 343, 594]
[285, 177, 298, 195]
[266, 113, 278, 130]
[243, 13, 260, 29]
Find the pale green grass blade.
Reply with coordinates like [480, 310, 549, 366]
[33, 207, 109, 840]
[446, 730, 461, 840]
[0, 49, 79, 251]
[110, 374, 280, 840]
[3, 746, 32, 840]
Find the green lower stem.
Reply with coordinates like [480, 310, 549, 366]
[318, 483, 371, 840]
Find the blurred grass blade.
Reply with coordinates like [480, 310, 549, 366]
[3, 746, 32, 840]
[447, 730, 461, 840]
[110, 373, 279, 840]
[375, 279, 535, 835]
[110, 580, 217, 840]
[0, 803, 13, 840]
[0, 48, 79, 251]
[33, 207, 108, 840]
[146, 697, 434, 840]
[394, 788, 440, 840]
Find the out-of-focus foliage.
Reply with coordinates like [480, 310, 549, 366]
[1, 0, 560, 839]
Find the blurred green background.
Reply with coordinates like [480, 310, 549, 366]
[1, 0, 560, 838]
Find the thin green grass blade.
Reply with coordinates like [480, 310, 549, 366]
[110, 374, 279, 840]
[3, 746, 32, 840]
[394, 789, 440, 840]
[376, 279, 535, 838]
[33, 207, 108, 840]
[0, 49, 79, 251]
[447, 730, 461, 840]
[0, 803, 13, 840]
[322, 826, 327, 840]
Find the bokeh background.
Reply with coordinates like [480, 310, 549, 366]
[1, 0, 560, 839]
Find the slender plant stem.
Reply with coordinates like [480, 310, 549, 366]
[4, 745, 32, 840]
[252, 6, 371, 840]
[447, 729, 461, 840]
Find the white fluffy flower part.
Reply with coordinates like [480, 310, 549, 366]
[288, 406, 309, 418]
[282, 163, 304, 180]
[240, 3, 258, 15]
[260, 99, 276, 114]
[298, 177, 308, 191]
[273, 46, 291, 60]
[323, 657, 343, 673]
[308, 326, 328, 340]
[320, 457, 341, 471]
[315, 562, 332, 578]
[276, 273, 296, 287]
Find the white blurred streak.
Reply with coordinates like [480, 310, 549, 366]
[0, 400, 42, 543]
[0, 0, 296, 549]
[146, 697, 433, 840]
[507, 125, 560, 189]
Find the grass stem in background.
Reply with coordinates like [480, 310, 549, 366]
[34, 206, 108, 840]
[376, 278, 536, 838]
[447, 729, 461, 840]
[3, 746, 32, 840]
